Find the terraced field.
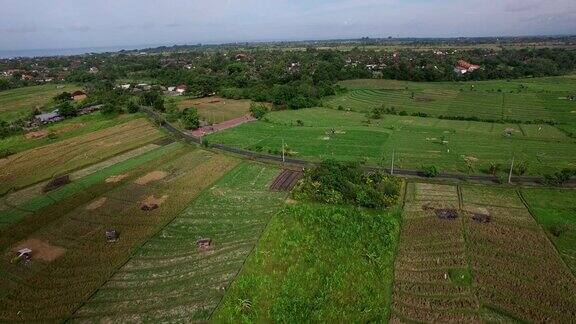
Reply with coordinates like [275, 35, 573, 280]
[208, 107, 576, 174]
[330, 77, 576, 125]
[0, 118, 165, 195]
[73, 163, 285, 322]
[0, 84, 81, 121]
[0, 148, 237, 321]
[392, 183, 576, 322]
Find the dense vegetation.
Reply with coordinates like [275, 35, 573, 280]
[214, 202, 400, 322]
[293, 160, 401, 208]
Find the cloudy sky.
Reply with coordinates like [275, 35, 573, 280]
[0, 0, 575, 51]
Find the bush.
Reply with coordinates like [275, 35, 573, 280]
[488, 162, 502, 175]
[101, 103, 122, 115]
[543, 168, 575, 186]
[58, 101, 77, 118]
[513, 161, 529, 176]
[180, 107, 200, 130]
[126, 101, 140, 113]
[0, 148, 15, 159]
[422, 165, 440, 178]
[292, 160, 401, 208]
[249, 103, 269, 120]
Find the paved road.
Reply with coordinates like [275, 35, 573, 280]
[144, 108, 575, 188]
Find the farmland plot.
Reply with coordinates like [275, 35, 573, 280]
[521, 188, 576, 275]
[331, 77, 576, 124]
[0, 84, 81, 121]
[208, 107, 576, 174]
[0, 118, 164, 195]
[461, 187, 576, 321]
[73, 163, 285, 322]
[0, 149, 236, 322]
[392, 183, 576, 322]
[392, 183, 480, 322]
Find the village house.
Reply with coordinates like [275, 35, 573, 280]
[71, 90, 87, 101]
[176, 85, 187, 94]
[454, 59, 481, 76]
[35, 110, 62, 124]
[89, 67, 99, 74]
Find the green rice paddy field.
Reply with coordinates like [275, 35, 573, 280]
[329, 76, 576, 134]
[207, 107, 576, 175]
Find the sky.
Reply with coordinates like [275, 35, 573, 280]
[0, 0, 575, 51]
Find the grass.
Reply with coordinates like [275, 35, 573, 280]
[0, 112, 146, 154]
[213, 202, 401, 323]
[0, 148, 238, 322]
[73, 162, 284, 322]
[0, 84, 81, 121]
[0, 118, 165, 195]
[207, 107, 576, 175]
[175, 96, 254, 123]
[521, 188, 576, 275]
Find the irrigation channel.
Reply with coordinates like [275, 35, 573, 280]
[143, 108, 576, 188]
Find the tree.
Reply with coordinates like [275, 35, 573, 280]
[126, 101, 139, 113]
[249, 103, 268, 120]
[58, 101, 77, 118]
[101, 103, 122, 115]
[0, 120, 11, 138]
[180, 107, 200, 130]
[53, 92, 72, 102]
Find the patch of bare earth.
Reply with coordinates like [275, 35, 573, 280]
[105, 174, 129, 183]
[140, 195, 168, 210]
[86, 197, 107, 210]
[12, 239, 66, 262]
[25, 130, 48, 139]
[134, 171, 168, 185]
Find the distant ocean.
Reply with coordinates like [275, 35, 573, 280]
[0, 45, 159, 59]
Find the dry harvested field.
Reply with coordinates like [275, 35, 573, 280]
[0, 148, 237, 321]
[0, 118, 164, 195]
[391, 183, 576, 322]
[268, 169, 303, 191]
[176, 96, 253, 124]
[72, 163, 285, 322]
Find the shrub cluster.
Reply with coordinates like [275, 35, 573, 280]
[292, 160, 401, 208]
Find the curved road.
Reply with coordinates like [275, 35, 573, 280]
[144, 108, 575, 188]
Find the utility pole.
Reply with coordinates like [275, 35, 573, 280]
[391, 148, 395, 175]
[508, 156, 515, 184]
[282, 138, 285, 163]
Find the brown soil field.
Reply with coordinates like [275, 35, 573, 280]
[177, 96, 254, 124]
[12, 238, 66, 262]
[86, 197, 107, 210]
[25, 130, 48, 139]
[134, 170, 168, 185]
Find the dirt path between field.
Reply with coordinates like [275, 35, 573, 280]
[188, 114, 256, 137]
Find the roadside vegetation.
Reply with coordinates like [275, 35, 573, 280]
[293, 160, 400, 208]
